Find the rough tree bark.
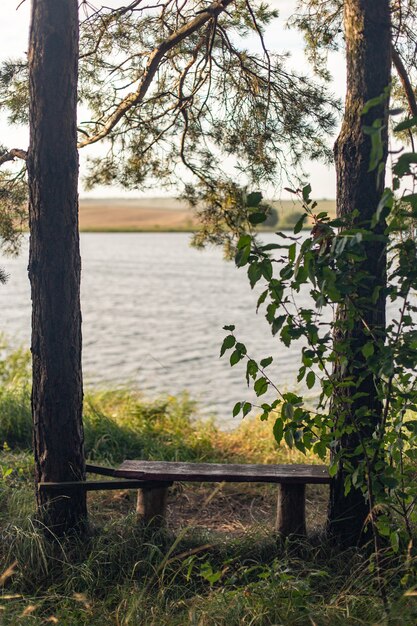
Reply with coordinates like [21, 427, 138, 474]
[27, 0, 87, 533]
[327, 0, 392, 547]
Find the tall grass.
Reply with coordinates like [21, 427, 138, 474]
[1, 515, 416, 625]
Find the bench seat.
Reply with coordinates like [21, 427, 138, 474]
[114, 460, 330, 536]
[114, 460, 329, 484]
[39, 460, 330, 537]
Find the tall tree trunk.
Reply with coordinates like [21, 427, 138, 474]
[327, 0, 391, 547]
[27, 0, 86, 533]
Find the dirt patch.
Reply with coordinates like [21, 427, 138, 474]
[91, 483, 329, 536]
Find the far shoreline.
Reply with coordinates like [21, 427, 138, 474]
[78, 197, 336, 232]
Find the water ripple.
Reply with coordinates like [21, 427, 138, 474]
[1, 232, 310, 428]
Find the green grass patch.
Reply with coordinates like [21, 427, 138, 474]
[1, 508, 416, 625]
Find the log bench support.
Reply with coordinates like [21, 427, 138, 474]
[276, 483, 306, 536]
[136, 482, 308, 535]
[136, 485, 169, 525]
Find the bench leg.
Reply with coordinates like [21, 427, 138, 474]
[136, 486, 168, 526]
[275, 483, 306, 537]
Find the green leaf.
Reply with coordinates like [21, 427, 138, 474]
[294, 213, 307, 234]
[254, 377, 268, 396]
[260, 356, 273, 368]
[260, 259, 273, 281]
[363, 120, 384, 171]
[200, 563, 222, 584]
[314, 440, 327, 460]
[362, 90, 389, 115]
[248, 212, 266, 225]
[393, 152, 417, 176]
[282, 402, 294, 419]
[235, 244, 250, 268]
[242, 402, 252, 417]
[402, 193, 417, 210]
[246, 359, 258, 384]
[297, 366, 306, 382]
[235, 342, 247, 355]
[232, 402, 241, 417]
[220, 334, 235, 357]
[266, 302, 277, 323]
[361, 342, 374, 358]
[271, 315, 286, 336]
[288, 243, 296, 262]
[382, 476, 398, 489]
[280, 265, 293, 280]
[273, 418, 284, 443]
[261, 243, 289, 251]
[394, 116, 417, 132]
[246, 191, 263, 207]
[372, 188, 394, 227]
[302, 184, 312, 202]
[230, 350, 242, 366]
[376, 516, 391, 537]
[248, 262, 262, 288]
[284, 430, 294, 448]
[328, 463, 338, 478]
[223, 325, 235, 332]
[237, 234, 252, 249]
[306, 371, 316, 389]
[256, 289, 268, 312]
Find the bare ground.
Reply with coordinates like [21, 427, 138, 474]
[92, 483, 329, 536]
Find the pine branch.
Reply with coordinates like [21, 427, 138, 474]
[78, 0, 235, 148]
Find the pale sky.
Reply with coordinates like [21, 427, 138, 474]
[0, 0, 345, 199]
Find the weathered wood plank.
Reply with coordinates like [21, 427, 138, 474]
[38, 480, 172, 492]
[85, 463, 116, 477]
[115, 461, 330, 484]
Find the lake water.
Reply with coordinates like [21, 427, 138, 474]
[1, 232, 311, 428]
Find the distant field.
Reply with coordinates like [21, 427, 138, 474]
[79, 197, 336, 231]
[79, 197, 199, 231]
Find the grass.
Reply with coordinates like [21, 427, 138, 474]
[1, 507, 416, 625]
[1, 343, 417, 624]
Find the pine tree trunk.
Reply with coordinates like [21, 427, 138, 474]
[27, 0, 86, 533]
[327, 0, 391, 547]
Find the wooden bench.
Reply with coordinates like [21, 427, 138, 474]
[39, 461, 330, 536]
